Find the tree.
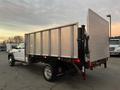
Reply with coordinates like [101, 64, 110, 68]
[1, 36, 24, 44]
[13, 36, 23, 43]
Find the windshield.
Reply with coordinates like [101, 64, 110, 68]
[109, 40, 120, 45]
[17, 43, 24, 49]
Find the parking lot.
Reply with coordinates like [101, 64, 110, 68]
[0, 52, 120, 90]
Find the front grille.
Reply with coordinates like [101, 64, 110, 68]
[109, 47, 115, 51]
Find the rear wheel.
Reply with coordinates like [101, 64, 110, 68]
[8, 56, 15, 66]
[43, 64, 56, 81]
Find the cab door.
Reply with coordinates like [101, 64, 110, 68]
[14, 43, 25, 61]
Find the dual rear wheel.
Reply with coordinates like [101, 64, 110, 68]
[43, 65, 55, 81]
[43, 63, 63, 81]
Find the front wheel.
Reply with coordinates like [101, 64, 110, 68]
[8, 56, 15, 66]
[43, 64, 56, 81]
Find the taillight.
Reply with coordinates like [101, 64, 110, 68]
[72, 59, 80, 64]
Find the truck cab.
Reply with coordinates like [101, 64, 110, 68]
[109, 39, 120, 56]
[8, 43, 25, 66]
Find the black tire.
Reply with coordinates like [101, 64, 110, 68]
[43, 64, 57, 81]
[8, 55, 15, 66]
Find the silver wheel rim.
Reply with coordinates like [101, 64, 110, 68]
[44, 66, 52, 80]
[9, 57, 12, 64]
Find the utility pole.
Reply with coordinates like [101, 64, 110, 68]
[106, 14, 111, 38]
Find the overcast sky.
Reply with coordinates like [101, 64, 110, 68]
[0, 0, 120, 42]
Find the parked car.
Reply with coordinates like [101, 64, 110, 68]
[0, 45, 6, 51]
[109, 39, 120, 56]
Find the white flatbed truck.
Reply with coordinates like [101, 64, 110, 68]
[8, 9, 109, 81]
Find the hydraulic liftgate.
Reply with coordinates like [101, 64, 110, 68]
[77, 25, 89, 80]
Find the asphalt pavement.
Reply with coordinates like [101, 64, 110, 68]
[0, 52, 120, 90]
